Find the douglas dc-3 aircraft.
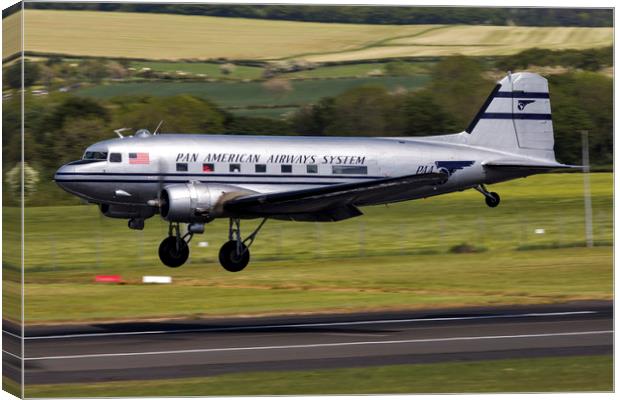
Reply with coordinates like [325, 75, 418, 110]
[55, 72, 573, 272]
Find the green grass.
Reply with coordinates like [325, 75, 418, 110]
[129, 61, 264, 80]
[128, 61, 434, 81]
[24, 355, 613, 396]
[21, 10, 612, 62]
[228, 106, 299, 119]
[76, 75, 430, 117]
[5, 173, 611, 323]
[285, 63, 389, 78]
[3, 377, 21, 399]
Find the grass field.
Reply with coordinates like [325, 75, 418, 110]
[76, 75, 430, 117]
[23, 355, 613, 396]
[19, 10, 612, 62]
[129, 61, 435, 80]
[2, 173, 611, 323]
[129, 61, 264, 80]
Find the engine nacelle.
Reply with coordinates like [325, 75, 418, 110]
[159, 182, 249, 222]
[100, 204, 156, 219]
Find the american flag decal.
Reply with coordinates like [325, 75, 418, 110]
[129, 152, 150, 164]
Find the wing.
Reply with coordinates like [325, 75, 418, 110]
[224, 172, 447, 221]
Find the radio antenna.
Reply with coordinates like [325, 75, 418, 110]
[153, 120, 164, 135]
[114, 127, 131, 139]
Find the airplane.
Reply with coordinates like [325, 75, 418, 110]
[55, 72, 574, 272]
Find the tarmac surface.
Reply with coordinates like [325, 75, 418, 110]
[2, 300, 613, 385]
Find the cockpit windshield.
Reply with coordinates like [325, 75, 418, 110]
[83, 151, 108, 160]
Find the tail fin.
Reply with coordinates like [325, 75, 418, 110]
[465, 72, 557, 162]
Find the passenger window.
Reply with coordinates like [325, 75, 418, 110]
[109, 153, 122, 163]
[306, 164, 318, 174]
[281, 165, 292, 173]
[203, 163, 214, 173]
[332, 165, 368, 175]
[230, 164, 241, 173]
[255, 164, 267, 173]
[176, 163, 188, 172]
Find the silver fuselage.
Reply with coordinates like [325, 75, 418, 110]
[54, 133, 535, 214]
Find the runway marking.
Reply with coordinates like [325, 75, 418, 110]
[2, 330, 22, 339]
[2, 349, 22, 359]
[23, 330, 612, 361]
[325, 333, 389, 338]
[8, 310, 598, 340]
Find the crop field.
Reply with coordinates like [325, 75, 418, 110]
[76, 76, 431, 117]
[20, 10, 613, 62]
[2, 173, 612, 324]
[23, 355, 612, 396]
[21, 10, 431, 61]
[2, 10, 21, 59]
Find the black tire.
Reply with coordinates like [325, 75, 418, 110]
[485, 192, 501, 208]
[158, 236, 189, 268]
[218, 240, 250, 272]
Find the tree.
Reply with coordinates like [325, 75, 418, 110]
[427, 56, 492, 129]
[113, 95, 226, 134]
[323, 86, 399, 136]
[399, 92, 458, 136]
[262, 78, 293, 97]
[45, 96, 110, 131]
[220, 63, 236, 76]
[80, 59, 109, 83]
[5, 162, 40, 203]
[49, 116, 110, 166]
[4, 60, 40, 89]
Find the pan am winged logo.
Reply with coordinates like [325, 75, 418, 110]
[517, 100, 535, 111]
[434, 161, 475, 176]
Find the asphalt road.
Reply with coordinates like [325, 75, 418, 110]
[2, 301, 613, 385]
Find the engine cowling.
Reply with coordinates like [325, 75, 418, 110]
[100, 204, 156, 219]
[159, 182, 249, 222]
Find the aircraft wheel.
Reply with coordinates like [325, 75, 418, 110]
[485, 192, 501, 208]
[219, 240, 250, 272]
[158, 236, 189, 268]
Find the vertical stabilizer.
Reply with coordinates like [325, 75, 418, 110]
[465, 72, 556, 161]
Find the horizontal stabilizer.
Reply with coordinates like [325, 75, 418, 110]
[482, 159, 580, 170]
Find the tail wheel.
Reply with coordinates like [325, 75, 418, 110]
[219, 240, 250, 272]
[158, 236, 189, 268]
[485, 192, 501, 208]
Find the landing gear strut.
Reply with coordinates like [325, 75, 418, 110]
[219, 218, 267, 272]
[475, 184, 500, 208]
[158, 222, 192, 268]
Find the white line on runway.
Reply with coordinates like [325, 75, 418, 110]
[23, 330, 612, 361]
[2, 330, 21, 339]
[2, 349, 22, 359]
[8, 310, 598, 340]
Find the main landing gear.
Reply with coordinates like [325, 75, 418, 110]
[157, 218, 268, 271]
[475, 184, 500, 208]
[159, 222, 191, 268]
[219, 218, 268, 272]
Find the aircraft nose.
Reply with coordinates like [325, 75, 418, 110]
[54, 163, 76, 190]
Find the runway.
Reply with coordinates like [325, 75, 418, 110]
[2, 301, 613, 385]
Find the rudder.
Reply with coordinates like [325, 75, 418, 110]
[465, 72, 556, 161]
